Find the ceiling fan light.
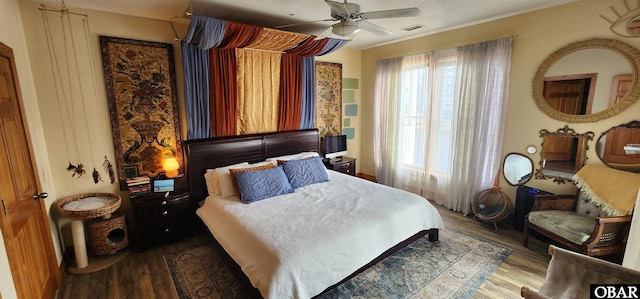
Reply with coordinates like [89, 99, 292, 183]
[332, 23, 361, 37]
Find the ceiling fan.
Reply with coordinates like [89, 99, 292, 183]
[276, 0, 421, 39]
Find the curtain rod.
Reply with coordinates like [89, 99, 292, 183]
[471, 34, 519, 45]
[39, 4, 88, 18]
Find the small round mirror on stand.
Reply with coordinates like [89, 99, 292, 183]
[503, 153, 534, 186]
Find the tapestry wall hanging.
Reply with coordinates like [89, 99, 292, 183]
[315, 61, 342, 138]
[100, 36, 182, 190]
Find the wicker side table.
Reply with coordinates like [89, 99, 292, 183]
[471, 188, 512, 230]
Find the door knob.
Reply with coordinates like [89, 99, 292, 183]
[33, 192, 48, 200]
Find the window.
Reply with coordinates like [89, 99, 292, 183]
[399, 57, 456, 176]
[374, 38, 512, 215]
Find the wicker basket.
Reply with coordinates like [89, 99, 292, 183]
[57, 193, 122, 219]
[472, 188, 512, 230]
[86, 212, 129, 255]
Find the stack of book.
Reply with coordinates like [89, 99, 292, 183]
[126, 176, 151, 197]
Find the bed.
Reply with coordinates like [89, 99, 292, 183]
[185, 129, 444, 298]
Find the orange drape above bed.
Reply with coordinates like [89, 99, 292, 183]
[278, 54, 303, 131]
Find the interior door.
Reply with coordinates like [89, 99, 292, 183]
[543, 78, 591, 115]
[603, 127, 640, 164]
[543, 136, 576, 161]
[0, 43, 60, 299]
[608, 74, 632, 106]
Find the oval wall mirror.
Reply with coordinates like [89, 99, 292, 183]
[535, 125, 594, 184]
[503, 153, 533, 186]
[595, 120, 640, 172]
[532, 39, 640, 123]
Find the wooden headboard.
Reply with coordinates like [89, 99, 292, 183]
[184, 129, 320, 203]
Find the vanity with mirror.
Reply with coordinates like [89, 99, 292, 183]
[532, 39, 640, 123]
[596, 120, 640, 172]
[535, 125, 594, 184]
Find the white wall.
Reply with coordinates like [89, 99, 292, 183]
[0, 0, 59, 297]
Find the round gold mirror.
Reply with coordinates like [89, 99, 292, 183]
[532, 39, 640, 123]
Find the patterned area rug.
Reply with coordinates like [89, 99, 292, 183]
[164, 229, 511, 299]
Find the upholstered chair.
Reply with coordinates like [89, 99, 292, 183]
[522, 165, 638, 259]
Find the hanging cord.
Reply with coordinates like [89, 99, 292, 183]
[65, 11, 102, 183]
[82, 17, 115, 183]
[58, 10, 87, 178]
[41, 6, 77, 172]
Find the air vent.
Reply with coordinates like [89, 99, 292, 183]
[401, 24, 424, 31]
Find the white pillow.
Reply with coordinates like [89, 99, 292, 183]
[218, 161, 275, 198]
[204, 170, 218, 196]
[205, 162, 249, 197]
[265, 152, 319, 163]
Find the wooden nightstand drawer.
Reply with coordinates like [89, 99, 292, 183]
[131, 192, 193, 250]
[324, 157, 356, 176]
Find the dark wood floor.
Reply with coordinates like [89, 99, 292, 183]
[56, 203, 551, 299]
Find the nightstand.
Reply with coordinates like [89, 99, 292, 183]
[324, 156, 356, 176]
[131, 191, 194, 251]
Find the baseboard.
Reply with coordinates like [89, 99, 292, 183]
[356, 173, 378, 183]
[58, 257, 66, 287]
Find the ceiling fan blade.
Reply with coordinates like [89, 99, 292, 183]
[275, 18, 334, 29]
[361, 7, 421, 20]
[358, 20, 392, 36]
[325, 0, 351, 17]
[314, 26, 335, 40]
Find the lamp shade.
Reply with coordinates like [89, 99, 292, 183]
[163, 157, 180, 178]
[332, 21, 360, 37]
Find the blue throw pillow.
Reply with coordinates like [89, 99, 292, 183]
[282, 156, 329, 189]
[234, 166, 294, 204]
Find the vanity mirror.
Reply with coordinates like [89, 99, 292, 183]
[596, 120, 640, 172]
[503, 153, 533, 186]
[535, 125, 594, 184]
[532, 39, 640, 123]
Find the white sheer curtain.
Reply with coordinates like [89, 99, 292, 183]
[374, 37, 512, 215]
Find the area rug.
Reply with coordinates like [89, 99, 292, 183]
[164, 229, 511, 299]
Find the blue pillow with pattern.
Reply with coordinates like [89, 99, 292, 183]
[282, 156, 329, 189]
[235, 166, 294, 204]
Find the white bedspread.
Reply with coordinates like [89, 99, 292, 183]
[196, 170, 444, 299]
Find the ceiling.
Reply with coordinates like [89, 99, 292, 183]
[35, 0, 579, 49]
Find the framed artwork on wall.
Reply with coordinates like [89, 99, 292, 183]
[100, 36, 182, 190]
[315, 61, 342, 138]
